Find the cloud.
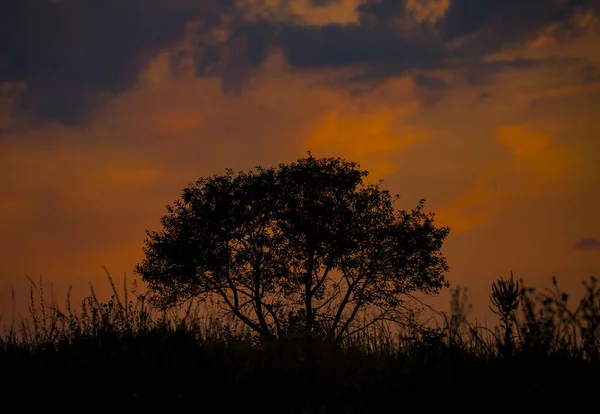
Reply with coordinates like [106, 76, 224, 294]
[414, 74, 448, 90]
[307, 0, 344, 7]
[435, 124, 574, 232]
[440, 0, 598, 47]
[235, 0, 598, 77]
[161, 0, 600, 110]
[498, 125, 551, 159]
[1, 0, 599, 128]
[292, 0, 360, 25]
[575, 237, 600, 250]
[304, 91, 425, 179]
[0, 0, 232, 126]
[406, 0, 449, 24]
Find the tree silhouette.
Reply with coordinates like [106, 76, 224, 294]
[135, 154, 450, 342]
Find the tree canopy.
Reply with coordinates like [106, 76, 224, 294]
[135, 154, 450, 341]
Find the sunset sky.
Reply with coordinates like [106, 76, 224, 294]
[1, 0, 599, 321]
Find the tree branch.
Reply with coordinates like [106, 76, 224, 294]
[335, 270, 374, 341]
[252, 258, 273, 338]
[339, 308, 392, 341]
[304, 247, 315, 332]
[311, 263, 332, 296]
[213, 284, 263, 335]
[330, 268, 362, 338]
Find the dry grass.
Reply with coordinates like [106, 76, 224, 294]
[1, 271, 598, 411]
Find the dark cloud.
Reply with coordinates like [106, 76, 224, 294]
[575, 237, 600, 250]
[440, 0, 598, 50]
[2, 0, 599, 127]
[280, 24, 446, 69]
[356, 0, 408, 27]
[414, 74, 448, 90]
[0, 0, 232, 126]
[307, 0, 343, 7]
[199, 0, 598, 89]
[441, 0, 528, 40]
[193, 22, 279, 94]
[580, 61, 600, 84]
[460, 58, 544, 86]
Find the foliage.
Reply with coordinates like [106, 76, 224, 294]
[440, 273, 600, 361]
[135, 154, 450, 341]
[489, 272, 520, 355]
[516, 275, 600, 359]
[1, 272, 599, 409]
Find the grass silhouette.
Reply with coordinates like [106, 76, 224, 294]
[1, 271, 598, 411]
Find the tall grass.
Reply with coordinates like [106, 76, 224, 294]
[437, 274, 600, 360]
[0, 272, 252, 352]
[1, 271, 598, 410]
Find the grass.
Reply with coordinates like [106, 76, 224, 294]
[1, 271, 598, 411]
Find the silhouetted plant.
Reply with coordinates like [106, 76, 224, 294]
[578, 276, 600, 359]
[135, 154, 450, 342]
[445, 285, 472, 346]
[490, 272, 520, 356]
[2, 270, 599, 408]
[517, 278, 566, 356]
[516, 275, 600, 359]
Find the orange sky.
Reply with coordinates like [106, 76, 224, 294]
[1, 0, 599, 324]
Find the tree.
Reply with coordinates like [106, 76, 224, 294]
[135, 154, 450, 342]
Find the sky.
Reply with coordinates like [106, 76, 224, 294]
[1, 0, 599, 323]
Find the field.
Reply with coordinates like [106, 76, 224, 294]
[1, 274, 598, 412]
